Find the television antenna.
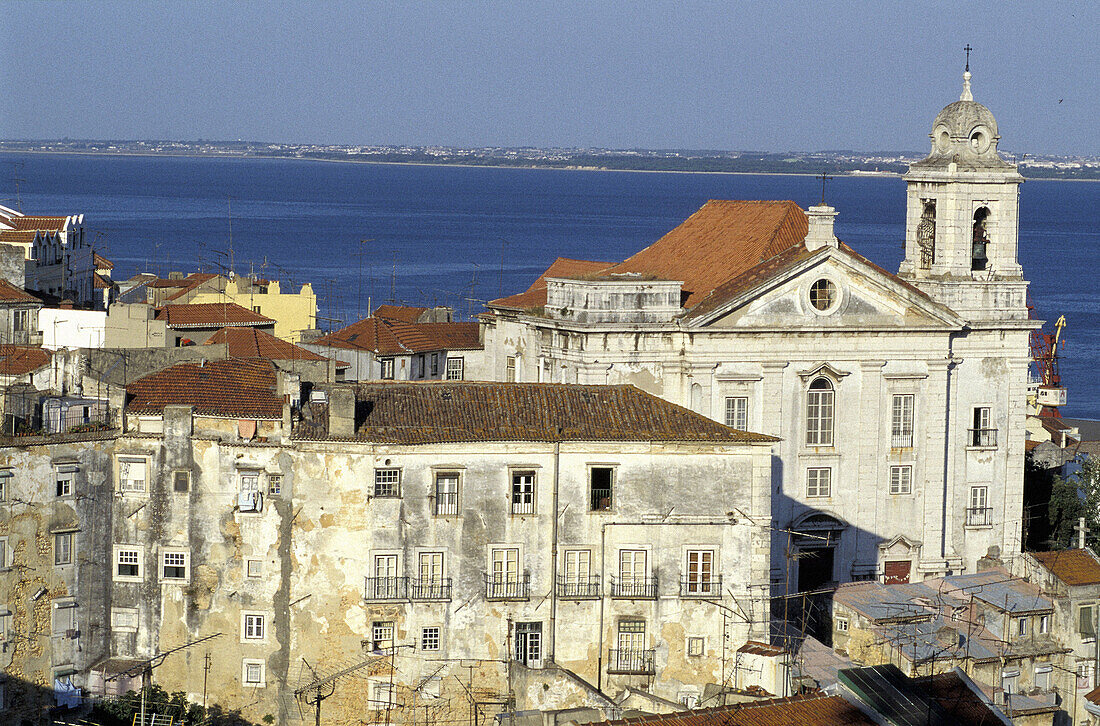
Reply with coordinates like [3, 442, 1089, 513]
[294, 648, 405, 726]
[106, 632, 222, 726]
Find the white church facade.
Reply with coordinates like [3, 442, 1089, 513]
[480, 70, 1033, 598]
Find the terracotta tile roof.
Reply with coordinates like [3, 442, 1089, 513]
[93, 272, 113, 289]
[606, 200, 808, 311]
[490, 257, 612, 310]
[6, 215, 69, 232]
[372, 304, 429, 323]
[162, 273, 218, 301]
[1031, 549, 1100, 585]
[205, 326, 328, 362]
[591, 692, 874, 726]
[737, 641, 786, 656]
[126, 359, 283, 419]
[0, 279, 40, 303]
[156, 302, 274, 329]
[325, 382, 777, 444]
[0, 345, 51, 377]
[93, 253, 114, 270]
[685, 243, 821, 321]
[1085, 685, 1100, 706]
[0, 229, 40, 244]
[312, 317, 481, 354]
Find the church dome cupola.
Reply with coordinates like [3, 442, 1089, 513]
[912, 68, 1012, 170]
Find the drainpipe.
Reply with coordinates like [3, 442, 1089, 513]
[941, 331, 963, 565]
[549, 435, 561, 662]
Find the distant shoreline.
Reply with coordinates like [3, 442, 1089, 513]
[1, 148, 1096, 182]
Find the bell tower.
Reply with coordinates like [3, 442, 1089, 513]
[898, 61, 1027, 322]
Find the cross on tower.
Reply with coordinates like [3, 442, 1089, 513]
[964, 44, 972, 72]
[817, 172, 832, 205]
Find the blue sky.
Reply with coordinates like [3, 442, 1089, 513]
[2, 1, 1096, 155]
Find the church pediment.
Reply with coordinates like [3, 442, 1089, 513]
[689, 246, 964, 331]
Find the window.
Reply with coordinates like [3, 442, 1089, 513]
[511, 471, 535, 514]
[54, 532, 73, 566]
[687, 637, 704, 657]
[374, 469, 401, 498]
[446, 357, 464, 380]
[972, 207, 990, 271]
[434, 472, 459, 515]
[246, 559, 263, 578]
[618, 620, 646, 653]
[969, 406, 996, 447]
[809, 279, 837, 311]
[514, 622, 542, 667]
[430, 353, 439, 377]
[240, 471, 260, 492]
[242, 660, 265, 687]
[52, 599, 76, 635]
[684, 550, 715, 595]
[118, 457, 147, 493]
[56, 471, 74, 497]
[371, 681, 395, 708]
[421, 626, 440, 651]
[243, 614, 265, 640]
[173, 470, 190, 493]
[416, 354, 426, 378]
[267, 474, 281, 496]
[1080, 604, 1096, 638]
[1039, 614, 1050, 634]
[114, 546, 142, 581]
[162, 551, 189, 581]
[0, 537, 7, 569]
[380, 358, 395, 380]
[1080, 661, 1096, 690]
[837, 617, 849, 633]
[889, 466, 912, 495]
[968, 486, 991, 526]
[564, 550, 591, 583]
[806, 378, 834, 446]
[506, 355, 516, 382]
[619, 549, 647, 592]
[369, 554, 401, 599]
[1036, 665, 1052, 691]
[1015, 616, 1028, 637]
[807, 467, 832, 498]
[724, 396, 748, 430]
[679, 691, 700, 709]
[13, 309, 28, 332]
[415, 551, 447, 598]
[111, 607, 138, 632]
[492, 547, 520, 583]
[1001, 669, 1019, 696]
[590, 467, 613, 511]
[891, 394, 914, 448]
[0, 469, 11, 501]
[372, 621, 394, 652]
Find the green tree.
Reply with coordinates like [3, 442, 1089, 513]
[1047, 455, 1100, 549]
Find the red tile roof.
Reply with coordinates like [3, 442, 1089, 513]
[6, 215, 69, 232]
[205, 326, 328, 362]
[490, 257, 612, 310]
[156, 302, 274, 329]
[126, 359, 283, 419]
[312, 316, 481, 354]
[0, 229, 39, 245]
[372, 304, 429, 323]
[93, 272, 113, 290]
[0, 345, 51, 377]
[0, 279, 40, 303]
[162, 273, 219, 301]
[1031, 549, 1100, 586]
[591, 692, 874, 726]
[316, 382, 778, 444]
[93, 253, 114, 270]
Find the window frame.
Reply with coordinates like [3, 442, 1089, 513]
[242, 612, 266, 642]
[511, 470, 536, 515]
[113, 545, 144, 583]
[505, 355, 517, 383]
[589, 465, 615, 512]
[374, 468, 402, 498]
[55, 470, 75, 498]
[686, 636, 704, 657]
[421, 626, 441, 651]
[372, 621, 395, 653]
[806, 378, 835, 446]
[379, 358, 395, 380]
[806, 467, 832, 498]
[445, 356, 464, 380]
[889, 465, 913, 495]
[245, 558, 263, 578]
[837, 617, 850, 633]
[267, 474, 281, 496]
[433, 471, 460, 516]
[117, 456, 148, 494]
[724, 396, 748, 430]
[161, 549, 190, 583]
[891, 394, 915, 448]
[54, 531, 74, 566]
[242, 659, 266, 688]
[0, 469, 11, 502]
[111, 607, 139, 633]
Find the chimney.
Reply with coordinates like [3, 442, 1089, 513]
[327, 386, 356, 438]
[805, 205, 839, 251]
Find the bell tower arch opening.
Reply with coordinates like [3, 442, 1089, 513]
[971, 206, 991, 271]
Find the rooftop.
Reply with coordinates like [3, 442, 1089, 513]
[1031, 549, 1100, 586]
[0, 345, 51, 377]
[126, 359, 283, 419]
[311, 316, 481, 354]
[0, 279, 40, 304]
[155, 302, 275, 329]
[205, 326, 328, 362]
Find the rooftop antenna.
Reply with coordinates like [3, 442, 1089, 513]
[7, 161, 25, 213]
[227, 196, 235, 278]
[356, 239, 375, 321]
[817, 172, 832, 206]
[389, 251, 397, 303]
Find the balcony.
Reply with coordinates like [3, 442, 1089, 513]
[968, 428, 998, 448]
[679, 576, 723, 598]
[590, 487, 612, 511]
[365, 576, 408, 601]
[607, 648, 656, 675]
[434, 492, 459, 516]
[891, 432, 914, 449]
[485, 574, 530, 601]
[511, 500, 535, 515]
[966, 507, 993, 527]
[610, 576, 658, 599]
[410, 578, 452, 601]
[557, 575, 601, 600]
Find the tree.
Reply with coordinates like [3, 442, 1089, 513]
[88, 684, 257, 726]
[1047, 455, 1100, 550]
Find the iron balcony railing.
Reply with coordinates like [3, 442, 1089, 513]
[891, 432, 914, 448]
[610, 576, 658, 599]
[511, 499, 535, 515]
[410, 578, 452, 601]
[966, 507, 993, 527]
[434, 491, 459, 515]
[679, 575, 723, 598]
[556, 575, 601, 600]
[607, 648, 656, 675]
[590, 487, 612, 511]
[968, 428, 998, 448]
[485, 574, 530, 600]
[365, 576, 408, 601]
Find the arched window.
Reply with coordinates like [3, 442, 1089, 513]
[917, 200, 936, 269]
[806, 377, 834, 446]
[972, 207, 990, 271]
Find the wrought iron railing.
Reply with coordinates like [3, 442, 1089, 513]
[968, 428, 998, 448]
[556, 575, 601, 599]
[607, 648, 655, 675]
[610, 576, 658, 599]
[365, 576, 407, 600]
[590, 487, 612, 511]
[679, 575, 723, 598]
[966, 507, 993, 527]
[485, 574, 530, 600]
[434, 491, 459, 515]
[410, 578, 452, 601]
[511, 499, 535, 515]
[891, 432, 914, 448]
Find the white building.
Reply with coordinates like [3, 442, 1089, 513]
[481, 70, 1032, 602]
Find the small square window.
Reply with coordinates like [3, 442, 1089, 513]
[240, 472, 260, 493]
[446, 357, 464, 380]
[807, 467, 831, 498]
[889, 466, 912, 495]
[374, 469, 401, 498]
[242, 659, 265, 687]
[246, 559, 263, 578]
[372, 621, 394, 652]
[268, 474, 281, 496]
[687, 637, 704, 657]
[114, 546, 143, 581]
[162, 551, 189, 581]
[56, 473, 73, 498]
[173, 470, 190, 493]
[421, 626, 441, 651]
[54, 532, 73, 566]
[244, 614, 265, 640]
[837, 617, 850, 633]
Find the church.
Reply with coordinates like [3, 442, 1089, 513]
[481, 68, 1032, 598]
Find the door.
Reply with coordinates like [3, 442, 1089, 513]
[686, 550, 713, 594]
[373, 555, 399, 598]
[797, 547, 834, 593]
[514, 622, 542, 667]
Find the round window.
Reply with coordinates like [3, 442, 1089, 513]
[809, 279, 837, 312]
[969, 126, 991, 154]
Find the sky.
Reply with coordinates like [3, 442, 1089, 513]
[2, 1, 1097, 155]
